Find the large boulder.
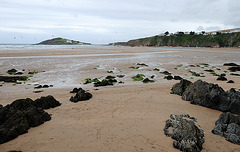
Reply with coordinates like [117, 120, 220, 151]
[164, 114, 205, 152]
[181, 80, 231, 112]
[212, 112, 240, 145]
[0, 98, 51, 144]
[33, 95, 61, 109]
[171, 79, 192, 96]
[70, 88, 92, 103]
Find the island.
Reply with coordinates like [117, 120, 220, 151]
[37, 37, 91, 45]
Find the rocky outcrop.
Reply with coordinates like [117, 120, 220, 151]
[70, 88, 92, 103]
[212, 112, 240, 145]
[171, 80, 240, 115]
[0, 96, 60, 144]
[164, 114, 204, 152]
[171, 79, 192, 96]
[223, 63, 239, 66]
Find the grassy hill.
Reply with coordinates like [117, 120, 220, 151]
[110, 31, 240, 48]
[37, 37, 91, 45]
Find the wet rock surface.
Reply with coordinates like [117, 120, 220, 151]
[172, 79, 240, 115]
[164, 114, 204, 152]
[212, 112, 240, 145]
[70, 88, 92, 103]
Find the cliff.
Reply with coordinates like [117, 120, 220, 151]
[37, 37, 91, 45]
[110, 32, 240, 48]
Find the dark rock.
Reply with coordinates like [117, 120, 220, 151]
[34, 85, 42, 89]
[212, 112, 240, 145]
[33, 95, 61, 109]
[8, 151, 22, 152]
[33, 90, 43, 93]
[227, 80, 235, 83]
[70, 89, 92, 103]
[106, 75, 116, 79]
[173, 76, 183, 80]
[142, 78, 154, 83]
[42, 85, 49, 88]
[228, 66, 240, 72]
[0, 76, 28, 83]
[171, 79, 192, 96]
[161, 71, 171, 75]
[164, 114, 204, 152]
[182, 80, 231, 112]
[164, 75, 173, 80]
[217, 76, 228, 81]
[230, 73, 240, 76]
[204, 69, 215, 72]
[70, 88, 83, 93]
[224, 63, 239, 66]
[0, 98, 51, 144]
[7, 69, 17, 74]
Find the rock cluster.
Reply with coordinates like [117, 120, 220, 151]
[212, 112, 240, 145]
[0, 96, 61, 144]
[94, 76, 117, 87]
[171, 79, 240, 115]
[164, 114, 204, 152]
[0, 76, 28, 83]
[70, 88, 92, 103]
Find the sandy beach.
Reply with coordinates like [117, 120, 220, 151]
[0, 46, 240, 152]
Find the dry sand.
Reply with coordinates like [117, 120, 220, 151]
[0, 46, 240, 152]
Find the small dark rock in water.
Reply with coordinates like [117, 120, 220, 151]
[223, 63, 239, 66]
[42, 85, 49, 88]
[230, 73, 240, 76]
[227, 80, 235, 83]
[0, 76, 28, 83]
[34, 85, 42, 89]
[171, 79, 192, 96]
[70, 89, 92, 103]
[7, 69, 17, 74]
[33, 95, 61, 109]
[173, 76, 183, 80]
[70, 87, 83, 93]
[212, 112, 240, 145]
[119, 81, 124, 84]
[164, 75, 173, 80]
[142, 78, 154, 83]
[217, 76, 228, 81]
[161, 71, 171, 75]
[15, 72, 24, 75]
[204, 69, 215, 72]
[33, 90, 43, 93]
[228, 66, 240, 72]
[105, 75, 116, 79]
[164, 114, 204, 152]
[0, 98, 52, 144]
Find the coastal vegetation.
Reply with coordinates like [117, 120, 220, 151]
[110, 31, 240, 48]
[37, 37, 91, 45]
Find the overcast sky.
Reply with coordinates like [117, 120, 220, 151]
[0, 0, 239, 44]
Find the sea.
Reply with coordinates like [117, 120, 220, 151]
[0, 44, 97, 50]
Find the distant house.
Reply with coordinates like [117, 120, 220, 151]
[206, 28, 240, 35]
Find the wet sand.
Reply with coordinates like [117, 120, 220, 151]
[0, 46, 240, 152]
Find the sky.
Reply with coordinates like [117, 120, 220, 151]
[0, 0, 239, 44]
